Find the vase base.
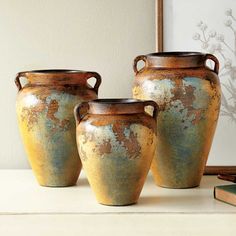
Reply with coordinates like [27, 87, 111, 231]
[155, 183, 200, 189]
[38, 182, 78, 187]
[98, 201, 137, 207]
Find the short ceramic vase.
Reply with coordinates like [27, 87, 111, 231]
[74, 99, 158, 205]
[15, 70, 101, 187]
[133, 52, 221, 188]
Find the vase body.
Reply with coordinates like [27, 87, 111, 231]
[74, 99, 158, 205]
[15, 70, 101, 187]
[133, 52, 221, 188]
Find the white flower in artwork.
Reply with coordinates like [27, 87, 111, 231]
[225, 19, 232, 27]
[200, 23, 207, 31]
[208, 30, 216, 38]
[197, 21, 203, 27]
[201, 42, 209, 49]
[193, 33, 200, 40]
[216, 34, 225, 42]
[225, 8, 232, 16]
[193, 10, 236, 122]
[225, 59, 232, 69]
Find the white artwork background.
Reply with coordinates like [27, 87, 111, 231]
[164, 0, 236, 165]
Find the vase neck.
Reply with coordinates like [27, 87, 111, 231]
[22, 70, 91, 86]
[88, 99, 145, 115]
[146, 52, 206, 69]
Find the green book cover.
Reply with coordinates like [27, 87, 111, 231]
[214, 184, 236, 206]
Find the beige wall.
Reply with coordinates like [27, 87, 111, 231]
[0, 0, 155, 168]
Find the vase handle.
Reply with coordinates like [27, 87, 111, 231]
[15, 72, 27, 92]
[86, 72, 102, 94]
[74, 102, 89, 124]
[133, 55, 147, 74]
[144, 100, 159, 119]
[205, 54, 219, 75]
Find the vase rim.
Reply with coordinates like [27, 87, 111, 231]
[17, 69, 100, 87]
[143, 51, 207, 69]
[23, 69, 85, 74]
[86, 98, 150, 115]
[89, 98, 144, 105]
[147, 51, 205, 58]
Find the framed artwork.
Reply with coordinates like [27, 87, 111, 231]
[156, 0, 236, 174]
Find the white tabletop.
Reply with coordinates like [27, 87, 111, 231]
[0, 170, 235, 236]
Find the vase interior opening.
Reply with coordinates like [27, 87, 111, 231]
[90, 99, 143, 104]
[26, 69, 83, 74]
[148, 52, 204, 57]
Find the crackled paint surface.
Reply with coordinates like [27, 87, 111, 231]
[16, 87, 97, 187]
[133, 75, 221, 188]
[77, 115, 157, 205]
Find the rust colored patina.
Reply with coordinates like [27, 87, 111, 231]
[74, 99, 158, 205]
[15, 69, 101, 187]
[133, 52, 221, 188]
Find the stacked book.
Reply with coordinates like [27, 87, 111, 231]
[214, 175, 236, 206]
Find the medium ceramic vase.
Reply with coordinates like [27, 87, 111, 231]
[74, 99, 158, 205]
[133, 52, 221, 188]
[15, 70, 101, 187]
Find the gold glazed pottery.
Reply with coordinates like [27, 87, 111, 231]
[74, 99, 158, 205]
[133, 52, 221, 188]
[15, 70, 101, 187]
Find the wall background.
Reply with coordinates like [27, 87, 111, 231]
[0, 0, 155, 168]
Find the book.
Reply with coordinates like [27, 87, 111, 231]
[214, 184, 236, 206]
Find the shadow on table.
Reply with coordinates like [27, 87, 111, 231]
[138, 195, 201, 206]
[200, 176, 222, 189]
[76, 177, 89, 187]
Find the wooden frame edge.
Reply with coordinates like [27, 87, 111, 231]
[204, 166, 236, 175]
[156, 0, 163, 52]
[155, 0, 236, 175]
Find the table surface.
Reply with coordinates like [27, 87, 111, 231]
[0, 170, 236, 236]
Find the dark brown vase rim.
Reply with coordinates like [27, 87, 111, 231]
[85, 98, 157, 116]
[147, 52, 205, 58]
[15, 69, 102, 88]
[23, 69, 85, 74]
[141, 51, 213, 69]
[89, 98, 144, 105]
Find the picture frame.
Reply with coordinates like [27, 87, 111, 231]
[155, 0, 236, 175]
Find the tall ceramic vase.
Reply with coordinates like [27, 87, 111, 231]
[133, 52, 221, 188]
[74, 99, 158, 205]
[15, 70, 101, 187]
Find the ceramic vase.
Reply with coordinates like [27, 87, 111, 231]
[133, 52, 221, 188]
[15, 70, 101, 187]
[74, 99, 158, 205]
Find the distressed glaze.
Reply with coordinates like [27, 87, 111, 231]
[133, 52, 221, 188]
[15, 70, 101, 187]
[75, 99, 158, 205]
